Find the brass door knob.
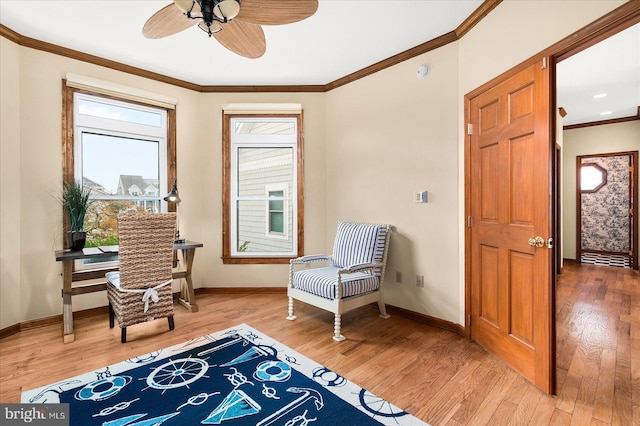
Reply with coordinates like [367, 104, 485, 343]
[528, 236, 545, 248]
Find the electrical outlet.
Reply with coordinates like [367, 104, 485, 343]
[395, 271, 402, 283]
[416, 275, 424, 287]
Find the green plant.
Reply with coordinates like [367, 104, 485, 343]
[61, 180, 92, 231]
[238, 241, 251, 252]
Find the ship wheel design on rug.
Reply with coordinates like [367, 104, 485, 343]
[358, 389, 409, 418]
[143, 356, 210, 393]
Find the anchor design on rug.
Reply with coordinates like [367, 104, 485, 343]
[256, 387, 324, 426]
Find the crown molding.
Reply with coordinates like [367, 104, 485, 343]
[563, 114, 640, 131]
[3, 0, 500, 93]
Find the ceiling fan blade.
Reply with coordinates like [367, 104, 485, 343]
[142, 3, 196, 39]
[236, 0, 318, 25]
[213, 20, 266, 59]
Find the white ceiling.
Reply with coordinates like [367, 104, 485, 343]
[557, 23, 640, 126]
[0, 0, 481, 85]
[1, 1, 638, 126]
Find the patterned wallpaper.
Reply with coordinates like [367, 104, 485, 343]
[581, 155, 630, 253]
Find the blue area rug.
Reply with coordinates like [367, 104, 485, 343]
[22, 324, 428, 425]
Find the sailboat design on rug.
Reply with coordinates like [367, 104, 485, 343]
[202, 389, 261, 424]
[102, 412, 179, 426]
[220, 345, 273, 367]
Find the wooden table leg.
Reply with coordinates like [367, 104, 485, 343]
[177, 248, 199, 312]
[62, 261, 75, 343]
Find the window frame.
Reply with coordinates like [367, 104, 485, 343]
[222, 113, 304, 264]
[62, 84, 176, 279]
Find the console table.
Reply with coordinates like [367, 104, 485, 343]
[54, 240, 203, 343]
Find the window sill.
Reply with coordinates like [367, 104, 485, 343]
[221, 256, 295, 265]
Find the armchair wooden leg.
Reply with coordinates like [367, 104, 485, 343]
[286, 297, 297, 321]
[168, 316, 175, 331]
[108, 303, 115, 328]
[378, 300, 390, 319]
[333, 314, 345, 342]
[121, 327, 127, 343]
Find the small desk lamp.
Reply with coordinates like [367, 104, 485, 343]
[163, 179, 184, 244]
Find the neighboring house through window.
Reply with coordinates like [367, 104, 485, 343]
[62, 81, 176, 272]
[223, 113, 304, 263]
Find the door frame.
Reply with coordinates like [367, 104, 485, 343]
[464, 3, 640, 395]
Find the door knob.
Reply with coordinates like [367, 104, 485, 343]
[528, 236, 545, 248]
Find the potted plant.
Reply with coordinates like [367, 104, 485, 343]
[61, 180, 92, 251]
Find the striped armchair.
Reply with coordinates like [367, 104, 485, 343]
[287, 222, 391, 341]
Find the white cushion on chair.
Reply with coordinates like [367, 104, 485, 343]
[292, 266, 380, 300]
[106, 271, 121, 288]
[331, 222, 387, 272]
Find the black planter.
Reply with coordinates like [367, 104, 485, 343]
[67, 231, 87, 251]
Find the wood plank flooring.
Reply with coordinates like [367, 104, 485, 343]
[0, 261, 637, 425]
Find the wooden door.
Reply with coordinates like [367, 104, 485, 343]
[467, 59, 554, 393]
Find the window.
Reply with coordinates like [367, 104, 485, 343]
[580, 163, 607, 193]
[267, 188, 288, 236]
[223, 115, 304, 263]
[63, 87, 176, 273]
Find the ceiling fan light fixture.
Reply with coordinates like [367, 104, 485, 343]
[198, 20, 223, 35]
[174, 0, 198, 13]
[214, 0, 241, 21]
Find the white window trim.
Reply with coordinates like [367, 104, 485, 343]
[73, 93, 169, 270]
[229, 116, 298, 257]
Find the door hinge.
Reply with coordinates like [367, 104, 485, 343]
[467, 216, 472, 228]
[467, 123, 472, 135]
[542, 57, 547, 69]
[467, 314, 472, 327]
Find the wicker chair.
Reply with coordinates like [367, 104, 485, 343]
[287, 222, 391, 341]
[106, 211, 177, 343]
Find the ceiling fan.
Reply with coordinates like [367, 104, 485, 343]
[143, 0, 318, 59]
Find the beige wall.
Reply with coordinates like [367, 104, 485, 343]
[0, 0, 629, 329]
[326, 42, 461, 322]
[0, 42, 326, 328]
[562, 121, 640, 260]
[1, 37, 22, 328]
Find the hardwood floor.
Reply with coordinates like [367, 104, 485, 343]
[0, 261, 637, 425]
